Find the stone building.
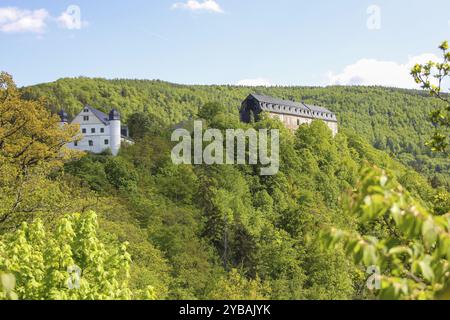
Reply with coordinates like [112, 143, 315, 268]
[58, 105, 132, 156]
[240, 94, 338, 136]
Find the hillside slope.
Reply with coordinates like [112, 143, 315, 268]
[22, 78, 449, 189]
[3, 76, 447, 299]
[59, 110, 446, 299]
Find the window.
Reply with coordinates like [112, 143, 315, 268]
[100, 128, 104, 133]
[89, 140, 93, 147]
[84, 108, 89, 112]
[74, 141, 78, 147]
[297, 119, 300, 125]
[83, 116, 89, 121]
[82, 128, 86, 134]
[91, 128, 96, 133]
[104, 139, 109, 145]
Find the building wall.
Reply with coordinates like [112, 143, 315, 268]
[68, 109, 114, 154]
[327, 121, 339, 136]
[268, 112, 338, 136]
[109, 119, 121, 156]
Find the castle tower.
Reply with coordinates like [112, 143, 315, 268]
[109, 109, 121, 156]
[58, 110, 68, 127]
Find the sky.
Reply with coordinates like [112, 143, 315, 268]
[0, 0, 449, 88]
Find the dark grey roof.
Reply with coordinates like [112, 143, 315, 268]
[109, 109, 121, 121]
[251, 94, 309, 111]
[248, 94, 337, 122]
[86, 105, 110, 125]
[58, 109, 68, 122]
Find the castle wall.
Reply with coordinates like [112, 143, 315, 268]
[269, 112, 338, 136]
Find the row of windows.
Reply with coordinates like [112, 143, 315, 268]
[262, 103, 311, 116]
[290, 118, 307, 126]
[261, 103, 334, 119]
[74, 139, 109, 147]
[81, 127, 105, 134]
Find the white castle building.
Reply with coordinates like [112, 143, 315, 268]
[58, 105, 132, 156]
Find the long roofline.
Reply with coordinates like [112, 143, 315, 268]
[248, 93, 338, 122]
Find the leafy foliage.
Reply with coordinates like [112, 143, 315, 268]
[0, 211, 134, 300]
[0, 71, 446, 300]
[411, 40, 450, 153]
[0, 72, 82, 230]
[322, 166, 450, 299]
[22, 75, 449, 189]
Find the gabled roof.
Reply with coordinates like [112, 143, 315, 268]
[85, 105, 110, 125]
[247, 94, 337, 122]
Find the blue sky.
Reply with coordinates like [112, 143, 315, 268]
[0, 0, 449, 88]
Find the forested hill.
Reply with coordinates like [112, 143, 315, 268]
[3, 73, 448, 300]
[22, 77, 449, 189]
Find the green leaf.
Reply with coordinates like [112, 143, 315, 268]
[388, 246, 413, 257]
[363, 245, 378, 266]
[419, 256, 434, 283]
[0, 273, 16, 292]
[422, 218, 437, 248]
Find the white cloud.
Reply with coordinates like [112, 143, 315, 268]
[236, 78, 273, 87]
[172, 0, 224, 13]
[327, 53, 440, 89]
[0, 7, 49, 33]
[57, 5, 88, 30]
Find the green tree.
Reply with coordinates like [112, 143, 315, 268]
[411, 40, 450, 154]
[0, 72, 81, 230]
[207, 269, 271, 300]
[127, 111, 165, 139]
[322, 166, 450, 299]
[0, 211, 135, 300]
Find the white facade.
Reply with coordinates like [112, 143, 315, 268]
[109, 118, 121, 156]
[61, 106, 130, 156]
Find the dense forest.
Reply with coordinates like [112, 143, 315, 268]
[22, 78, 449, 190]
[1, 73, 449, 299]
